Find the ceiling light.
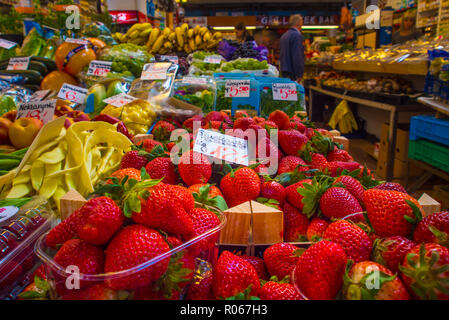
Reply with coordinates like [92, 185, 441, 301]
[302, 25, 339, 29]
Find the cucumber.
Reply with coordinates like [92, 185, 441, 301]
[28, 61, 48, 75]
[31, 56, 57, 72]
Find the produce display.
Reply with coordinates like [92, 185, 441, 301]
[218, 40, 268, 61]
[172, 77, 216, 113]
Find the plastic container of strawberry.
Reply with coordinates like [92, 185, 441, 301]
[0, 197, 54, 299]
[34, 202, 226, 300]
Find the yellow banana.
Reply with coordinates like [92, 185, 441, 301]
[181, 23, 189, 33]
[138, 23, 152, 31]
[152, 34, 165, 53]
[168, 31, 176, 42]
[140, 27, 153, 38]
[203, 32, 212, 42]
[194, 25, 201, 35]
[148, 28, 161, 46]
[189, 38, 196, 52]
[213, 32, 223, 39]
[195, 35, 202, 46]
[128, 30, 140, 40]
[199, 27, 208, 36]
[187, 29, 194, 38]
[127, 23, 141, 35]
[164, 41, 173, 50]
[163, 27, 172, 38]
[175, 27, 184, 47]
[184, 43, 192, 54]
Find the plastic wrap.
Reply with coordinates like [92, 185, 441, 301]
[172, 77, 216, 113]
[188, 51, 224, 76]
[219, 58, 278, 77]
[259, 81, 305, 117]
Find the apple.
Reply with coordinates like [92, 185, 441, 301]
[2, 110, 17, 123]
[55, 100, 74, 117]
[0, 117, 12, 144]
[9, 118, 43, 149]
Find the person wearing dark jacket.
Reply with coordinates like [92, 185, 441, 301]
[280, 14, 305, 82]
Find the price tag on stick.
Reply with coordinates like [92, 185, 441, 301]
[58, 83, 88, 104]
[193, 129, 249, 166]
[225, 80, 250, 98]
[87, 60, 112, 77]
[272, 83, 298, 101]
[16, 100, 56, 124]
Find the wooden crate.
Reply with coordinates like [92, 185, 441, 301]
[60, 189, 87, 220]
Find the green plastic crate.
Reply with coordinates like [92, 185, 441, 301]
[409, 139, 449, 173]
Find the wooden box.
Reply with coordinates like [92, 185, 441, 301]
[60, 189, 87, 220]
[418, 193, 441, 217]
[333, 136, 350, 151]
[251, 201, 283, 245]
[219, 202, 252, 245]
[132, 134, 154, 146]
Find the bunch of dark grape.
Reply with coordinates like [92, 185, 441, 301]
[231, 41, 259, 60]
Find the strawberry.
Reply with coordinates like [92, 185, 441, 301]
[334, 175, 365, 204]
[253, 116, 266, 125]
[234, 117, 255, 131]
[45, 209, 85, 249]
[308, 153, 328, 171]
[399, 243, 449, 300]
[306, 218, 329, 242]
[145, 157, 178, 185]
[264, 243, 299, 280]
[76, 197, 124, 246]
[278, 130, 308, 156]
[183, 115, 203, 132]
[108, 168, 141, 183]
[137, 139, 163, 153]
[186, 272, 214, 300]
[259, 280, 302, 300]
[288, 118, 306, 133]
[256, 136, 282, 168]
[283, 202, 309, 242]
[327, 149, 353, 162]
[327, 161, 360, 177]
[18, 278, 48, 300]
[277, 156, 307, 175]
[153, 120, 175, 142]
[212, 251, 260, 299]
[220, 167, 261, 208]
[120, 150, 148, 170]
[188, 184, 223, 198]
[373, 236, 416, 273]
[235, 110, 249, 119]
[294, 240, 347, 300]
[62, 283, 118, 300]
[269, 110, 290, 130]
[203, 120, 231, 131]
[285, 179, 313, 211]
[166, 184, 195, 213]
[166, 236, 183, 248]
[322, 220, 373, 263]
[374, 182, 407, 194]
[263, 120, 278, 131]
[260, 181, 286, 206]
[240, 255, 269, 280]
[343, 261, 410, 300]
[178, 151, 212, 186]
[204, 111, 228, 123]
[413, 211, 449, 246]
[188, 208, 221, 254]
[319, 187, 363, 219]
[364, 189, 424, 237]
[105, 225, 171, 290]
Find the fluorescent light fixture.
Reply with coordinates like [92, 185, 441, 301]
[213, 26, 257, 30]
[302, 25, 339, 29]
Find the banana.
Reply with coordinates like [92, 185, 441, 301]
[151, 34, 165, 53]
[129, 30, 140, 40]
[140, 27, 153, 38]
[213, 32, 223, 39]
[148, 28, 161, 46]
[189, 38, 196, 52]
[203, 32, 212, 42]
[168, 31, 176, 42]
[184, 43, 192, 54]
[175, 27, 184, 47]
[181, 23, 189, 33]
[138, 23, 152, 31]
[195, 35, 202, 46]
[199, 27, 208, 36]
[164, 41, 173, 50]
[187, 29, 194, 39]
[127, 23, 141, 35]
[194, 25, 201, 35]
[163, 27, 172, 38]
[159, 47, 169, 55]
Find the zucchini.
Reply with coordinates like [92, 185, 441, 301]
[31, 56, 57, 72]
[0, 69, 43, 85]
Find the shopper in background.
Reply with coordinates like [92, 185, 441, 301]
[392, 9, 422, 44]
[280, 14, 305, 83]
[235, 22, 254, 43]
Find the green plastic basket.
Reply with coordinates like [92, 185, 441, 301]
[409, 139, 449, 173]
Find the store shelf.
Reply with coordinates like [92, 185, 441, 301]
[332, 60, 428, 76]
[418, 96, 449, 117]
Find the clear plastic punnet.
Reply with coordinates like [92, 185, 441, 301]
[172, 76, 217, 114]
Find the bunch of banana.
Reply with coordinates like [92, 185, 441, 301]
[116, 23, 153, 45]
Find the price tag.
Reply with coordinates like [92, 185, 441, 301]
[182, 76, 208, 85]
[65, 38, 88, 45]
[58, 83, 88, 104]
[204, 56, 222, 64]
[0, 39, 18, 49]
[16, 100, 56, 124]
[272, 83, 298, 101]
[87, 60, 112, 77]
[193, 129, 249, 166]
[7, 57, 30, 71]
[225, 80, 250, 98]
[103, 93, 137, 107]
[29, 90, 51, 102]
[141, 62, 171, 80]
[160, 55, 179, 65]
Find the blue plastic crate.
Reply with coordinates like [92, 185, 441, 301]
[213, 72, 255, 80]
[410, 115, 449, 147]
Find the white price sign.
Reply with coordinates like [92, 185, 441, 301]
[160, 55, 179, 65]
[7, 57, 30, 71]
[87, 60, 112, 77]
[103, 93, 137, 107]
[29, 90, 51, 102]
[141, 62, 171, 80]
[225, 80, 250, 98]
[182, 76, 208, 85]
[0, 39, 18, 50]
[16, 100, 56, 124]
[65, 38, 88, 45]
[193, 129, 249, 166]
[204, 56, 222, 64]
[272, 83, 298, 101]
[58, 83, 88, 104]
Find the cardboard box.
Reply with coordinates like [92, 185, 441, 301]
[377, 157, 423, 180]
[378, 123, 410, 162]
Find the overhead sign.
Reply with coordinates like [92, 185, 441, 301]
[110, 10, 139, 25]
[256, 15, 340, 26]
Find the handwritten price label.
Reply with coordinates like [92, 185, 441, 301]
[160, 55, 179, 65]
[16, 100, 56, 124]
[65, 38, 88, 45]
[7, 57, 30, 71]
[272, 83, 298, 101]
[141, 62, 171, 80]
[0, 39, 18, 50]
[193, 129, 249, 166]
[103, 93, 137, 107]
[29, 90, 51, 102]
[87, 60, 112, 77]
[57, 83, 88, 104]
[225, 80, 250, 98]
[204, 56, 222, 64]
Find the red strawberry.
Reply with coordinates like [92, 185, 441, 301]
[188, 184, 223, 198]
[256, 136, 282, 168]
[413, 211, 449, 245]
[120, 150, 148, 170]
[285, 179, 313, 211]
[269, 110, 290, 130]
[306, 218, 329, 242]
[373, 236, 416, 273]
[322, 220, 373, 263]
[288, 118, 306, 133]
[188, 208, 221, 254]
[264, 243, 299, 280]
[253, 116, 266, 125]
[138, 139, 163, 153]
[240, 255, 269, 280]
[343, 261, 410, 300]
[308, 153, 328, 171]
[178, 151, 212, 186]
[62, 283, 118, 300]
[294, 240, 347, 300]
[334, 175, 365, 204]
[205, 111, 227, 123]
[105, 225, 171, 290]
[220, 167, 261, 208]
[76, 197, 124, 246]
[235, 110, 249, 119]
[212, 251, 260, 299]
[45, 209, 85, 249]
[166, 236, 183, 248]
[259, 281, 302, 300]
[234, 117, 255, 131]
[263, 120, 278, 131]
[186, 272, 214, 300]
[327, 149, 353, 162]
[109, 168, 141, 184]
[283, 202, 309, 242]
[364, 189, 424, 237]
[278, 130, 309, 156]
[203, 120, 231, 131]
[374, 182, 408, 194]
[153, 120, 175, 141]
[183, 115, 203, 132]
[327, 161, 360, 177]
[167, 184, 195, 213]
[319, 187, 363, 220]
[166, 142, 175, 152]
[145, 157, 178, 185]
[277, 156, 307, 175]
[400, 243, 449, 300]
[260, 181, 286, 206]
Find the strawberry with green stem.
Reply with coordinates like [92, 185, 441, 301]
[413, 211, 449, 247]
[373, 236, 416, 273]
[259, 276, 302, 300]
[189, 184, 228, 212]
